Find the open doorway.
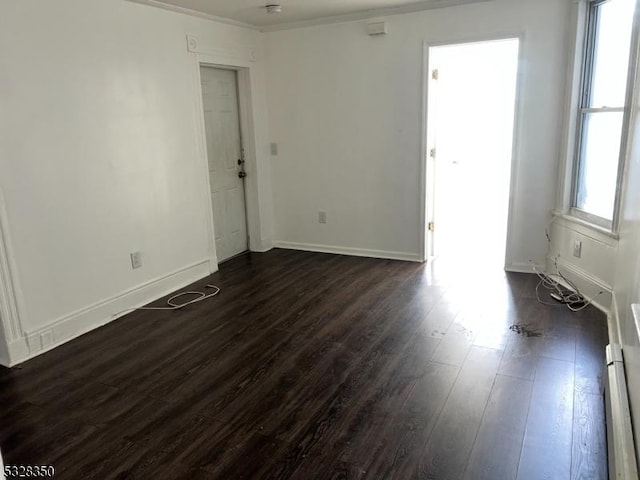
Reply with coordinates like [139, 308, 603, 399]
[425, 38, 520, 272]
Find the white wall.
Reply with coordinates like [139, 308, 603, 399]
[552, 5, 640, 459]
[546, 0, 619, 315]
[612, 24, 640, 461]
[265, 0, 572, 266]
[0, 0, 272, 365]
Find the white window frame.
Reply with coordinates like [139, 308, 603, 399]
[570, 0, 639, 232]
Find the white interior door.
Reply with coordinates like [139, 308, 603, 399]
[200, 67, 248, 262]
[427, 39, 519, 268]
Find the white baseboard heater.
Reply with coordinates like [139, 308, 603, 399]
[605, 343, 639, 479]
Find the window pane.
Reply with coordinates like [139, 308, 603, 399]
[589, 0, 635, 108]
[576, 111, 624, 220]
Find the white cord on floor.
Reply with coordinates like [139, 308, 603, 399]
[532, 265, 602, 312]
[536, 214, 603, 312]
[113, 284, 221, 317]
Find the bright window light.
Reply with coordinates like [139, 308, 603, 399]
[573, 0, 636, 226]
[589, 0, 636, 108]
[576, 111, 624, 219]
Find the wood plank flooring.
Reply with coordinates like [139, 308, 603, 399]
[0, 249, 609, 479]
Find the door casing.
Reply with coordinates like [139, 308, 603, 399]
[420, 31, 526, 270]
[192, 52, 264, 272]
[200, 66, 249, 262]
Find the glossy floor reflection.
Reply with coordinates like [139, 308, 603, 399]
[0, 249, 608, 479]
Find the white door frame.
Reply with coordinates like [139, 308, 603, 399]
[188, 37, 264, 272]
[199, 65, 249, 262]
[420, 32, 526, 269]
[0, 187, 27, 366]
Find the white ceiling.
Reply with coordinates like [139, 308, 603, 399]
[139, 0, 484, 29]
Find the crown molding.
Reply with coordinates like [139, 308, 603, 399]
[260, 0, 493, 32]
[125, 0, 260, 30]
[127, 0, 492, 33]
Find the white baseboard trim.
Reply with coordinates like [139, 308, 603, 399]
[273, 241, 423, 262]
[605, 343, 639, 480]
[251, 247, 273, 253]
[505, 262, 545, 273]
[0, 346, 10, 368]
[609, 293, 622, 345]
[6, 337, 28, 367]
[251, 241, 274, 253]
[248, 235, 274, 253]
[2, 259, 212, 367]
[545, 255, 612, 314]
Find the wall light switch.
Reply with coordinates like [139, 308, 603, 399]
[270, 142, 278, 156]
[318, 211, 327, 224]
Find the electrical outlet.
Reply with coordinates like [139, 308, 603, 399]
[573, 240, 582, 258]
[318, 211, 327, 224]
[130, 251, 142, 269]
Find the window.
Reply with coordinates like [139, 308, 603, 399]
[573, 0, 636, 228]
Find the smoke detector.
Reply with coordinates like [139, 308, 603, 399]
[265, 4, 282, 14]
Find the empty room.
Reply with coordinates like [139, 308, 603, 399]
[1, 0, 640, 479]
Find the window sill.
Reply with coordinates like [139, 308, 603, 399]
[552, 210, 620, 242]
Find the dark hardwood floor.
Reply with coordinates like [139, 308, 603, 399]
[0, 249, 609, 479]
